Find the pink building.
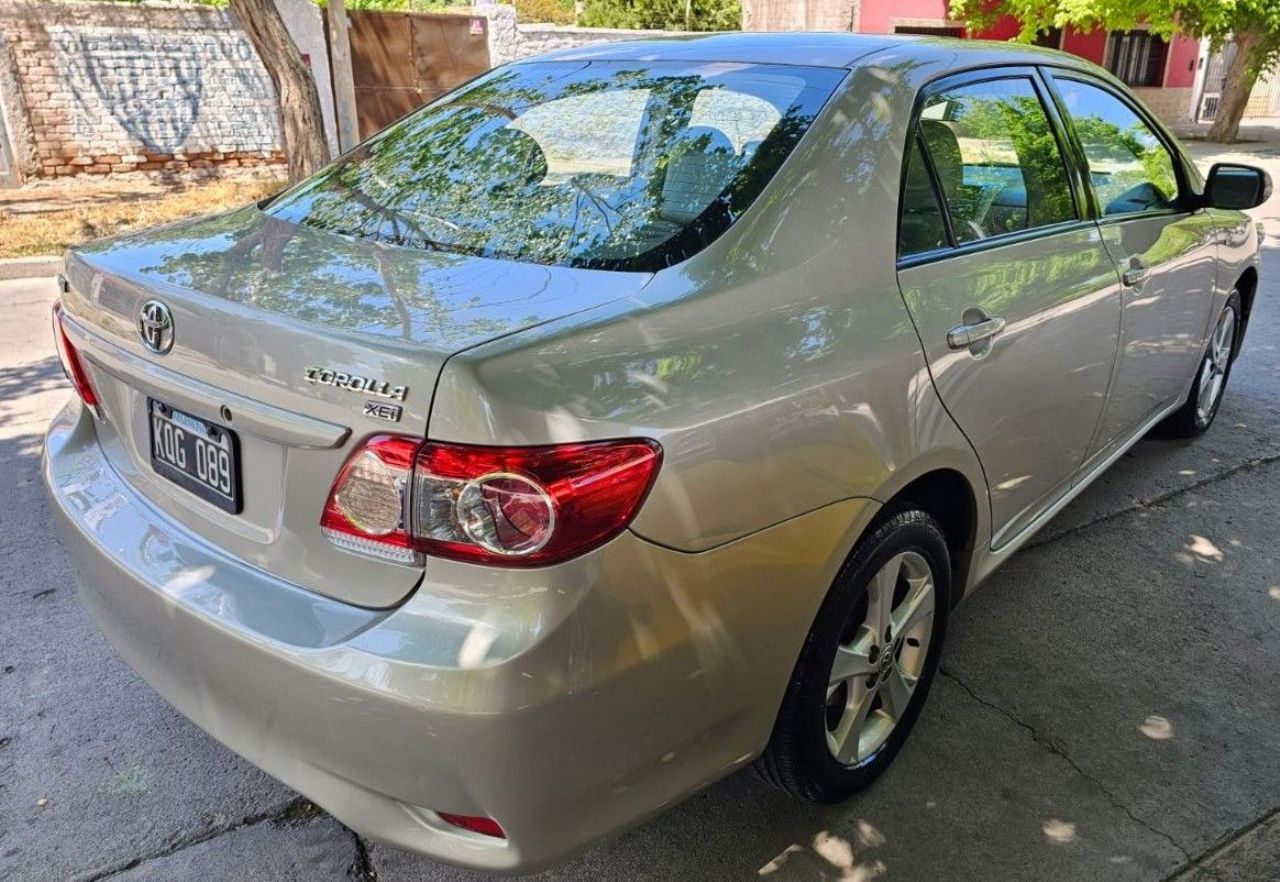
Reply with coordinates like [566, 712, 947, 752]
[741, 0, 1203, 126]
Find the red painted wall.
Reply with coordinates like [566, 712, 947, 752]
[852, 0, 1199, 92]
[1061, 27, 1107, 64]
[1164, 34, 1199, 87]
[972, 16, 1021, 40]
[857, 0, 953, 34]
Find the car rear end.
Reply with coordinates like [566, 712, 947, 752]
[44, 221, 663, 870]
[44, 52, 851, 871]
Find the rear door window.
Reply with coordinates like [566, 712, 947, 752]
[1052, 77, 1179, 216]
[914, 77, 1077, 244]
[899, 135, 950, 257]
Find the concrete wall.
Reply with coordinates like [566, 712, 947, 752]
[1133, 87, 1195, 127]
[0, 21, 34, 186]
[0, 0, 284, 179]
[482, 5, 684, 66]
[741, 0, 857, 32]
[277, 0, 338, 156]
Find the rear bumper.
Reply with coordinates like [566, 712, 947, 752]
[44, 399, 872, 872]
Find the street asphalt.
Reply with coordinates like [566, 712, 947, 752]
[3, 221, 1279, 879]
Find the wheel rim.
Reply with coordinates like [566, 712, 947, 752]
[825, 550, 936, 766]
[1196, 305, 1236, 425]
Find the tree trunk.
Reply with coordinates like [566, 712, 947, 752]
[229, 0, 330, 182]
[1206, 28, 1264, 144]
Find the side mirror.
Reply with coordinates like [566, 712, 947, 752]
[1204, 163, 1273, 210]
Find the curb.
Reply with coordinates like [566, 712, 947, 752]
[0, 255, 61, 281]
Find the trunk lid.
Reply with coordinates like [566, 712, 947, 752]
[62, 207, 651, 607]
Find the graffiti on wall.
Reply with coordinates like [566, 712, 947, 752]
[48, 26, 280, 154]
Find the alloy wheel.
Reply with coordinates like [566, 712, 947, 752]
[1196, 305, 1237, 426]
[824, 550, 936, 766]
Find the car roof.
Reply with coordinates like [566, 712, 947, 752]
[527, 32, 1100, 74]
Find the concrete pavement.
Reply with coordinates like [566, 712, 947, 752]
[2, 250, 1279, 879]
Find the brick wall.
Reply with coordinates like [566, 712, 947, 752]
[0, 0, 283, 178]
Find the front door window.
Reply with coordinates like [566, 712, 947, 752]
[1053, 78, 1179, 216]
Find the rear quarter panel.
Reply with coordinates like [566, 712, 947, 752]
[429, 59, 990, 556]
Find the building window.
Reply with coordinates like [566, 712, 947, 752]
[1105, 30, 1169, 87]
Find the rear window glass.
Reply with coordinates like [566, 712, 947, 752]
[265, 61, 843, 271]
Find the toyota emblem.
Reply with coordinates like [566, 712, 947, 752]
[138, 300, 174, 354]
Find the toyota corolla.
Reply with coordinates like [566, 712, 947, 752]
[45, 33, 1267, 873]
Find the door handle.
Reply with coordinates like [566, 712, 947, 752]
[947, 315, 1006, 351]
[1122, 256, 1150, 287]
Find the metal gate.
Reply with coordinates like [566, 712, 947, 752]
[347, 10, 492, 140]
[1198, 44, 1280, 122]
[1196, 45, 1231, 123]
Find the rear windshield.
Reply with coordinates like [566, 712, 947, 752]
[265, 60, 843, 271]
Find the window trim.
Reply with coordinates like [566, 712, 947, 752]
[897, 217, 1096, 270]
[895, 65, 1092, 268]
[897, 130, 955, 259]
[1039, 68, 1200, 225]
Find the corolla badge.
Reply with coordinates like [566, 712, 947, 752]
[138, 300, 174, 354]
[304, 366, 408, 402]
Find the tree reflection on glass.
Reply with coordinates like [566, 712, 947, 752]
[1053, 78, 1179, 216]
[264, 61, 843, 271]
[919, 78, 1076, 243]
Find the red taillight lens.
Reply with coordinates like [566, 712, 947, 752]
[52, 302, 99, 409]
[436, 812, 505, 838]
[320, 436, 661, 567]
[414, 439, 661, 565]
[320, 435, 419, 564]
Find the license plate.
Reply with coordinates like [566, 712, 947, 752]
[148, 399, 242, 514]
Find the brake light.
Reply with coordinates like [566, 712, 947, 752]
[321, 436, 661, 567]
[52, 302, 99, 410]
[436, 812, 505, 838]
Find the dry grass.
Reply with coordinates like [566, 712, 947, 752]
[0, 176, 286, 259]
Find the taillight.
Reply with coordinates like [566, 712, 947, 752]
[52, 302, 99, 410]
[320, 435, 418, 564]
[321, 436, 661, 567]
[436, 812, 505, 838]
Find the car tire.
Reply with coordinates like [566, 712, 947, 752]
[757, 508, 950, 803]
[1158, 291, 1242, 439]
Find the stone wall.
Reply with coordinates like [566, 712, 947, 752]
[0, 0, 284, 178]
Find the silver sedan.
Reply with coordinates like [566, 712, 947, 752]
[45, 33, 1267, 873]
